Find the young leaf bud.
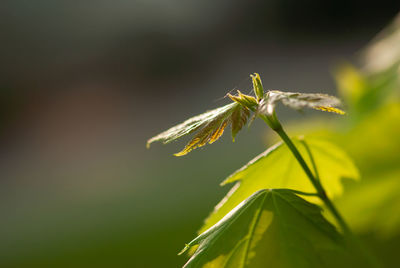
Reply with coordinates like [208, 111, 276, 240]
[251, 73, 264, 100]
[228, 91, 257, 110]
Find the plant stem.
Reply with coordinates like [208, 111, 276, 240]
[259, 115, 351, 234]
[273, 122, 382, 267]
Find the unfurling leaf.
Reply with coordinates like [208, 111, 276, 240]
[259, 90, 345, 115]
[182, 189, 352, 268]
[147, 102, 251, 156]
[231, 104, 250, 141]
[199, 137, 359, 233]
[227, 90, 258, 111]
[147, 73, 346, 155]
[251, 73, 264, 100]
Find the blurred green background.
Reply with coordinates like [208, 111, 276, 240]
[1, 1, 400, 267]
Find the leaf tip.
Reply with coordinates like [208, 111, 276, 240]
[228, 91, 257, 110]
[227, 92, 238, 102]
[220, 178, 230, 186]
[178, 244, 190, 255]
[314, 106, 346, 115]
[174, 151, 187, 157]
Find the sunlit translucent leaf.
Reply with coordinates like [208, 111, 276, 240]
[259, 90, 345, 116]
[147, 103, 235, 146]
[335, 64, 366, 106]
[317, 103, 400, 237]
[282, 79, 400, 239]
[335, 170, 400, 237]
[182, 189, 351, 268]
[335, 62, 399, 121]
[199, 137, 359, 233]
[335, 15, 400, 119]
[147, 102, 250, 156]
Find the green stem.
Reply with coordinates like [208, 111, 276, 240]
[271, 119, 382, 267]
[259, 115, 351, 234]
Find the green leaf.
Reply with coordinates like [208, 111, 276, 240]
[227, 90, 258, 111]
[335, 170, 400, 237]
[251, 73, 264, 100]
[230, 104, 250, 141]
[335, 62, 399, 121]
[199, 137, 359, 233]
[260, 91, 345, 116]
[147, 102, 250, 156]
[181, 189, 349, 268]
[319, 103, 400, 236]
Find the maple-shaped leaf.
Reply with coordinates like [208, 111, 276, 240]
[147, 102, 250, 156]
[259, 90, 345, 116]
[198, 137, 359, 234]
[181, 189, 361, 268]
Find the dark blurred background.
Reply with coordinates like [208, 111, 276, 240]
[1, 1, 399, 267]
